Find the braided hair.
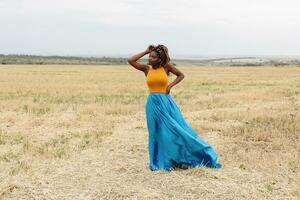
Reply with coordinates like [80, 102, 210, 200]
[152, 44, 171, 76]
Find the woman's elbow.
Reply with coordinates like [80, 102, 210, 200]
[127, 58, 133, 65]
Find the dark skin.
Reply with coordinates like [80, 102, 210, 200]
[127, 45, 185, 94]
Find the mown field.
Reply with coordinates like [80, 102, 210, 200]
[0, 64, 299, 199]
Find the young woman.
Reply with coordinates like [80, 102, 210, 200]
[127, 44, 222, 171]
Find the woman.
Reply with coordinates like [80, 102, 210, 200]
[127, 44, 222, 171]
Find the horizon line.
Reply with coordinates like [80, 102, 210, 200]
[1, 53, 300, 59]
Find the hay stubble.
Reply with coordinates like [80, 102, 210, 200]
[0, 65, 299, 199]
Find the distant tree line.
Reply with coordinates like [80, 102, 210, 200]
[0, 54, 128, 65]
[0, 54, 299, 67]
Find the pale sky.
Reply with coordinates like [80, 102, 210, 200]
[1, 0, 300, 57]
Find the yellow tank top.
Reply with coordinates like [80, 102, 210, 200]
[146, 65, 168, 93]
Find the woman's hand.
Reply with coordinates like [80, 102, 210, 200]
[166, 85, 172, 94]
[145, 45, 156, 54]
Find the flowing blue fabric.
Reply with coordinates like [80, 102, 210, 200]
[145, 92, 222, 171]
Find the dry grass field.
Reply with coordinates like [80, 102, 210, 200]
[0, 64, 299, 199]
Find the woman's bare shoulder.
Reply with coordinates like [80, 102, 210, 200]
[165, 62, 184, 76]
[165, 62, 173, 72]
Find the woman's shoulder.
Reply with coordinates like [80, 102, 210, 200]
[164, 62, 173, 72]
[165, 62, 174, 68]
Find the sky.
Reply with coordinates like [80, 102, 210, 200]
[1, 0, 300, 57]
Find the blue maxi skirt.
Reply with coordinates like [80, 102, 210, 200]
[145, 92, 222, 171]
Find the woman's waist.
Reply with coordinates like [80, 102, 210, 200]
[148, 91, 169, 96]
[148, 88, 167, 94]
[149, 92, 167, 94]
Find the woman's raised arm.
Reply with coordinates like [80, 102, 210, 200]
[127, 45, 155, 72]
